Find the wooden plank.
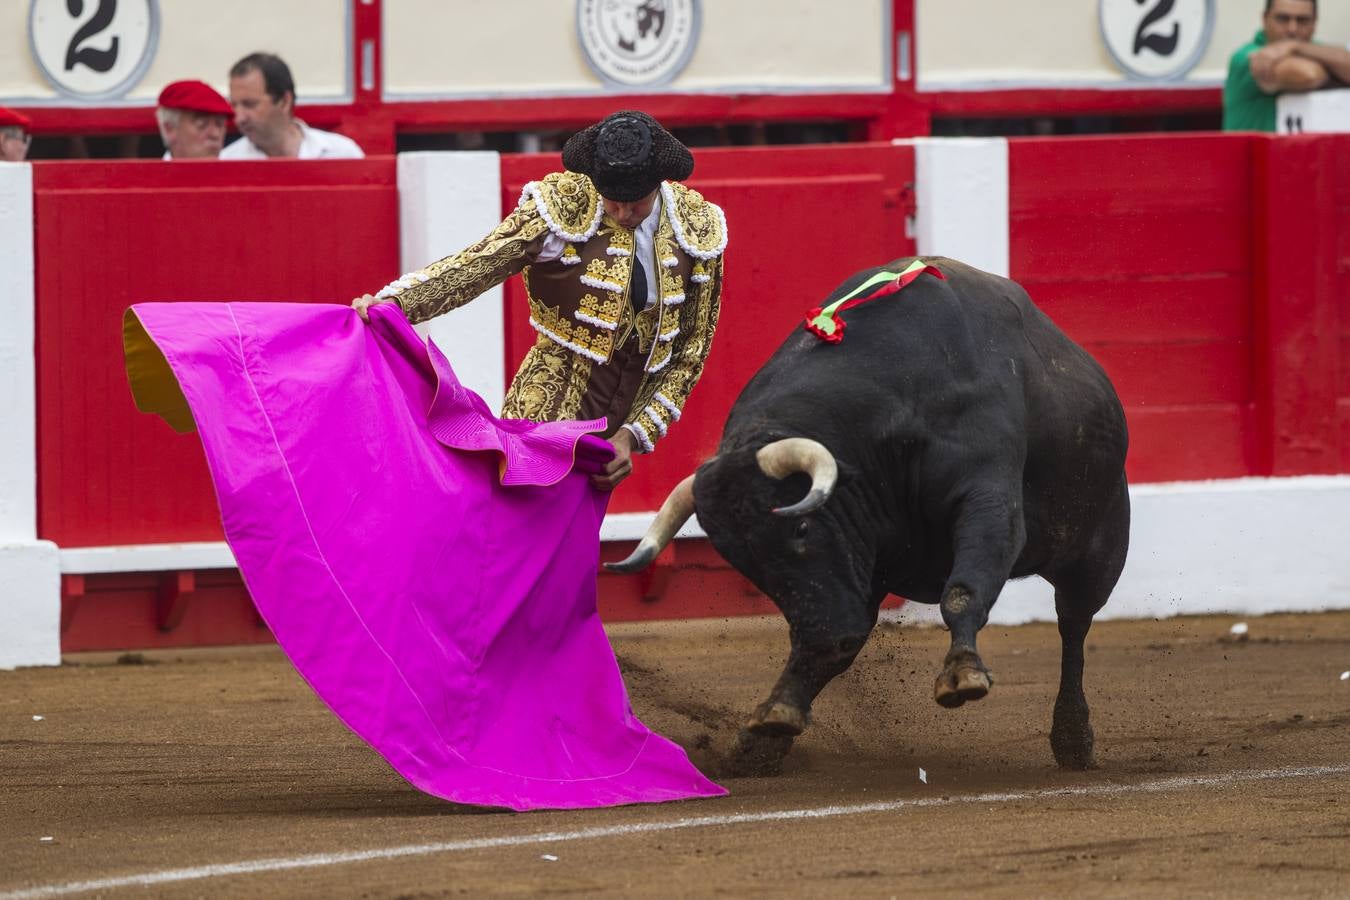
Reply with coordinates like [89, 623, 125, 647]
[1011, 209, 1248, 280]
[1025, 274, 1250, 346]
[1009, 135, 1251, 213]
[1089, 341, 1251, 408]
[1124, 405, 1254, 483]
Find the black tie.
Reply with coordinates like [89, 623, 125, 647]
[630, 256, 648, 315]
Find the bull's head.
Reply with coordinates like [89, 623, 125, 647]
[605, 437, 839, 574]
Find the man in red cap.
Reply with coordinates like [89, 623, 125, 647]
[0, 107, 32, 162]
[156, 80, 233, 160]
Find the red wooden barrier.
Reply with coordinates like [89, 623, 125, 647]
[1251, 134, 1350, 476]
[33, 161, 399, 650]
[33, 160, 400, 548]
[35, 134, 1350, 651]
[1010, 134, 1258, 483]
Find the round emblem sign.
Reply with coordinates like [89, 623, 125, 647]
[28, 0, 160, 101]
[577, 0, 701, 89]
[1099, 0, 1214, 81]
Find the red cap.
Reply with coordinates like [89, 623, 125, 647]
[156, 80, 233, 118]
[0, 106, 33, 129]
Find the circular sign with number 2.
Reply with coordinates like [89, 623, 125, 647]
[1100, 0, 1214, 81]
[29, 0, 160, 100]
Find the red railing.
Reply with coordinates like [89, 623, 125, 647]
[31, 133, 1350, 650]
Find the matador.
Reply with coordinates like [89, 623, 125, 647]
[354, 111, 728, 490]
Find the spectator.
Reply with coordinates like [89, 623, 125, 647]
[0, 107, 32, 162]
[156, 81, 232, 160]
[1224, 0, 1350, 131]
[221, 53, 363, 159]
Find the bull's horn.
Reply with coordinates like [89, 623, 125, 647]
[604, 473, 697, 572]
[757, 438, 838, 517]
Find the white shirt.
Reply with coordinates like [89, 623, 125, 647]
[220, 120, 364, 160]
[536, 195, 661, 309]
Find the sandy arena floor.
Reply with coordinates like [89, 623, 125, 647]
[2, 611, 1349, 898]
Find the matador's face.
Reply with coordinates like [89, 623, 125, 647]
[603, 190, 659, 230]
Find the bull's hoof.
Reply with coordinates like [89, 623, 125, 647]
[747, 700, 808, 736]
[933, 658, 992, 708]
[1051, 713, 1097, 770]
[726, 728, 794, 777]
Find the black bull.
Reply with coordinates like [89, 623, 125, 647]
[609, 257, 1130, 775]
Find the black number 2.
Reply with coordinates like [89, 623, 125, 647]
[1133, 0, 1179, 57]
[64, 0, 119, 73]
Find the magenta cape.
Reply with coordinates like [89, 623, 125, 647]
[122, 301, 725, 811]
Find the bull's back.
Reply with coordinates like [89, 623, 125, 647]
[726, 257, 1125, 469]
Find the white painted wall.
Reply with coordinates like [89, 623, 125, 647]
[383, 0, 888, 98]
[397, 151, 507, 413]
[0, 162, 59, 669]
[904, 137, 1009, 279]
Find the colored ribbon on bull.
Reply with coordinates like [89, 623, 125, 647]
[122, 301, 726, 811]
[804, 258, 945, 343]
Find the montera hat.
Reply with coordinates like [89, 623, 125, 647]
[562, 110, 694, 202]
[157, 80, 234, 118]
[0, 106, 33, 129]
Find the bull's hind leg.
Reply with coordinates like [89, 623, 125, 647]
[934, 487, 1025, 708]
[1045, 477, 1129, 769]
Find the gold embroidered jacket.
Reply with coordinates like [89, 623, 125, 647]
[378, 171, 727, 452]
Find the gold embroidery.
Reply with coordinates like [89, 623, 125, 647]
[663, 182, 727, 259]
[608, 228, 635, 255]
[584, 258, 611, 280]
[502, 341, 593, 422]
[660, 268, 684, 297]
[633, 306, 659, 353]
[531, 302, 617, 361]
[531, 172, 602, 241]
[577, 292, 622, 324]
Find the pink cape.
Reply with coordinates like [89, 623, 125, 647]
[122, 301, 725, 811]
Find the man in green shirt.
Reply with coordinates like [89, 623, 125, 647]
[1223, 0, 1350, 131]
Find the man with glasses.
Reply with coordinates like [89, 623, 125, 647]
[0, 107, 32, 162]
[156, 80, 233, 160]
[1224, 0, 1350, 131]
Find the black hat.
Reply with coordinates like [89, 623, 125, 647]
[562, 110, 694, 202]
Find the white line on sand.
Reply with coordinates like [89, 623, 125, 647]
[4, 764, 1348, 899]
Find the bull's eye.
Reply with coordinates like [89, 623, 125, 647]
[793, 520, 810, 541]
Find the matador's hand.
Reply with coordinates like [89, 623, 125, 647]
[351, 293, 395, 322]
[592, 429, 638, 491]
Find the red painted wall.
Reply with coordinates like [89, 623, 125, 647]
[33, 160, 400, 548]
[1010, 134, 1258, 483]
[1009, 133, 1350, 483]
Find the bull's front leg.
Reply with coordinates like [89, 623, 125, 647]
[934, 486, 1024, 708]
[728, 611, 875, 776]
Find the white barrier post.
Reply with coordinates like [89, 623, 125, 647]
[0, 163, 60, 669]
[396, 151, 507, 412]
[903, 137, 1010, 278]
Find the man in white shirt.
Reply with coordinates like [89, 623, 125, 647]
[220, 53, 363, 160]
